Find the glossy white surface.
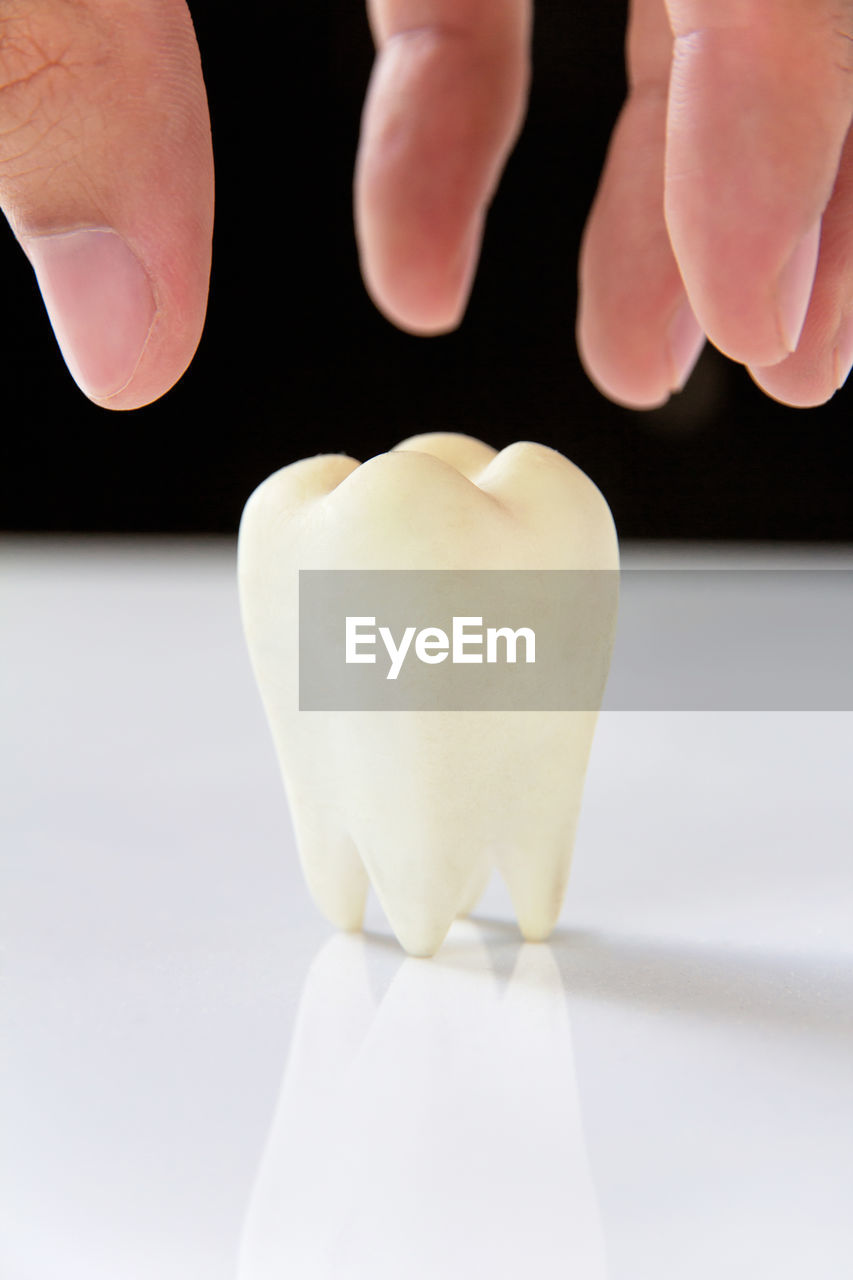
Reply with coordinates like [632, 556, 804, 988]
[2, 538, 852, 1279]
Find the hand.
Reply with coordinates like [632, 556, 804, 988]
[0, 0, 212, 410]
[4, 4, 851, 413]
[355, 0, 853, 408]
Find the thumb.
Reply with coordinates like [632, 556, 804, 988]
[0, 0, 213, 410]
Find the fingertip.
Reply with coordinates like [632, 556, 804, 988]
[577, 295, 705, 411]
[747, 324, 847, 409]
[22, 224, 210, 412]
[356, 205, 481, 336]
[577, 334, 671, 410]
[746, 364, 834, 409]
[24, 229, 157, 406]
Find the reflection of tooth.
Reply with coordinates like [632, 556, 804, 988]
[238, 927, 606, 1279]
[238, 433, 618, 956]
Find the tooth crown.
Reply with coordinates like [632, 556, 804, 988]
[238, 434, 619, 956]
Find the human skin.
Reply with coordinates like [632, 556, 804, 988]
[1, 0, 851, 410]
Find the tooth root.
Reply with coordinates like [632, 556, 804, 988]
[498, 791, 586, 943]
[499, 839, 574, 943]
[362, 860, 466, 958]
[339, 719, 499, 955]
[355, 825, 479, 958]
[495, 719, 597, 942]
[288, 795, 368, 932]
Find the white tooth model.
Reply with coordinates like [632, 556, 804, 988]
[238, 434, 618, 956]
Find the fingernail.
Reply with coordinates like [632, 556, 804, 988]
[776, 220, 821, 353]
[666, 298, 705, 392]
[23, 229, 156, 401]
[832, 313, 853, 391]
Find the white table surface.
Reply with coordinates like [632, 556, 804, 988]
[1, 536, 851, 1280]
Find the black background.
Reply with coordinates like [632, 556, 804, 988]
[1, 1, 850, 539]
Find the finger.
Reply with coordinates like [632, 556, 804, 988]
[355, 0, 531, 334]
[664, 0, 853, 370]
[749, 128, 853, 405]
[578, 0, 705, 407]
[0, 0, 213, 410]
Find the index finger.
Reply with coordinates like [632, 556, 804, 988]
[354, 0, 531, 334]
